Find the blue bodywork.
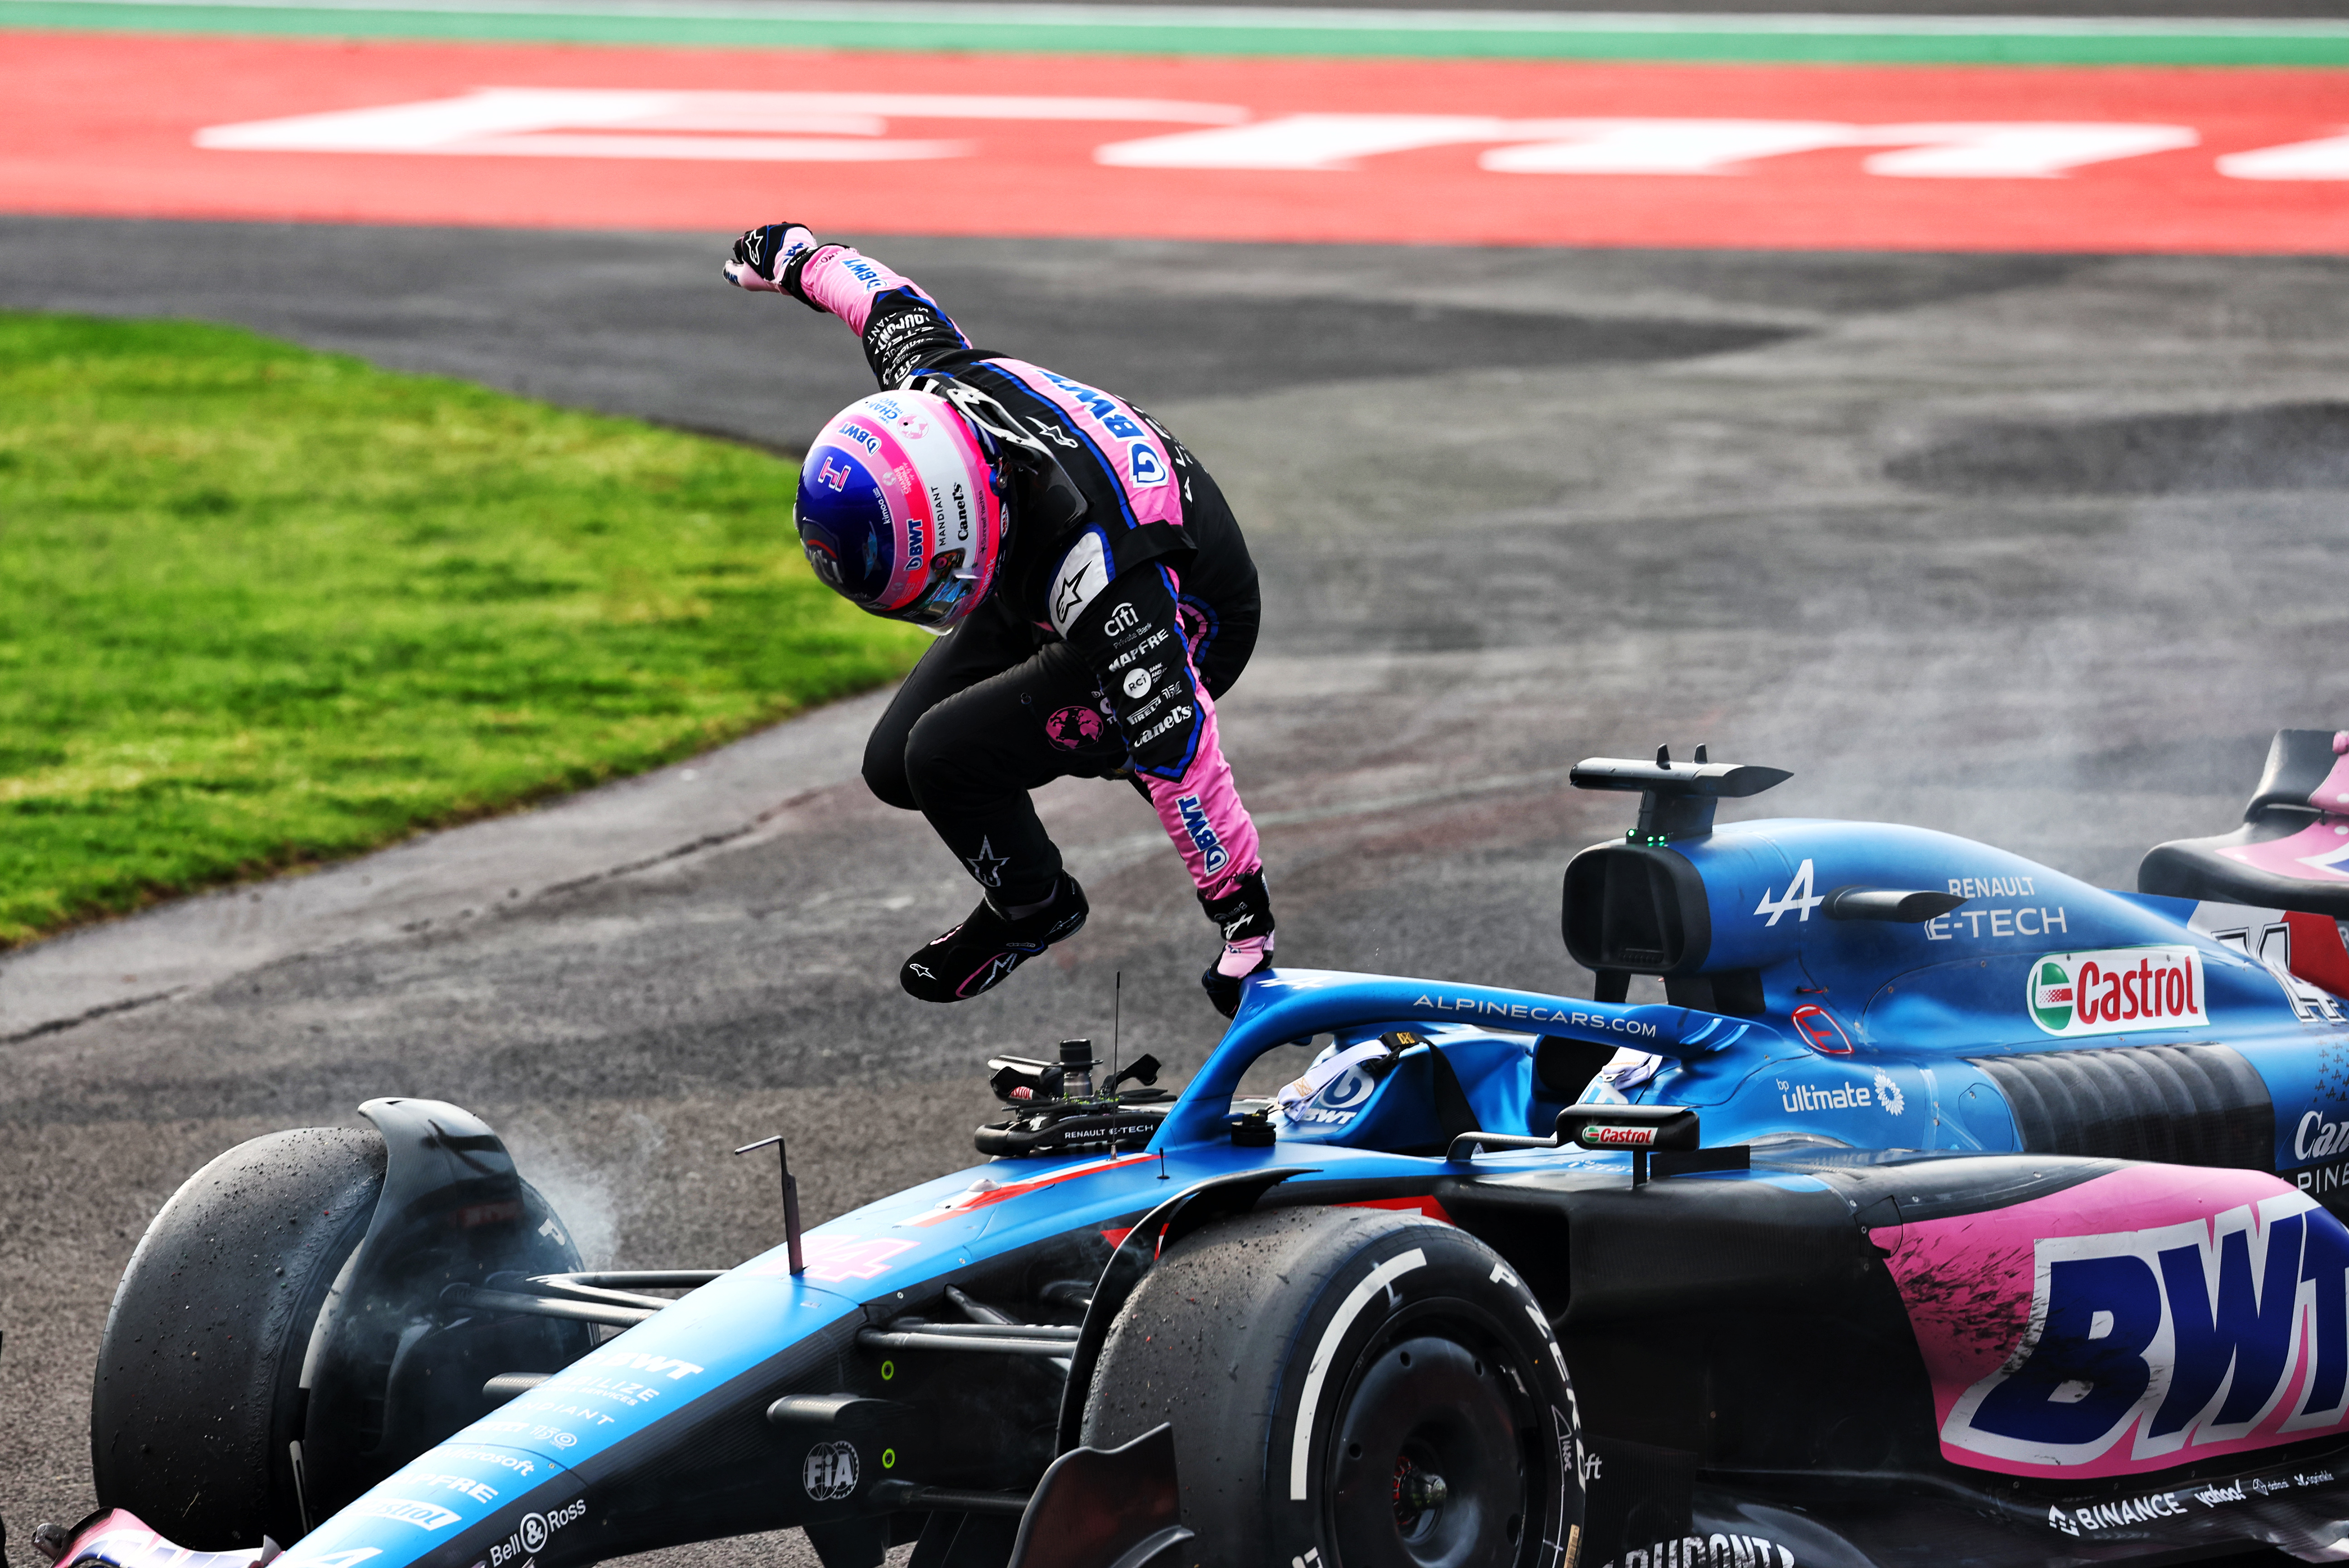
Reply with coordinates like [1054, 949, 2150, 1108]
[252, 808, 2348, 1568]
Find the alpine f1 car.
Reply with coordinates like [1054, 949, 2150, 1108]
[23, 728, 2349, 1568]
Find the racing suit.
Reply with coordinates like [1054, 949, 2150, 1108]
[780, 242, 1268, 927]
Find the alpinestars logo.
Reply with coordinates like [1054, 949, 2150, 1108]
[2028, 946, 2206, 1036]
[1755, 860, 1823, 926]
[965, 837, 1008, 888]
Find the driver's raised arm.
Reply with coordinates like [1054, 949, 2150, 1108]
[724, 223, 970, 388]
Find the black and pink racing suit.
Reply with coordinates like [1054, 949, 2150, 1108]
[781, 242, 1267, 921]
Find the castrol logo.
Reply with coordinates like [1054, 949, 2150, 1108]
[1580, 1124, 1659, 1148]
[2029, 946, 2207, 1037]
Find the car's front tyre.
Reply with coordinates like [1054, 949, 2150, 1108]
[1081, 1205, 1582, 1568]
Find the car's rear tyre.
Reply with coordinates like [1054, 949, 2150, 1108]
[92, 1128, 386, 1551]
[1081, 1206, 1582, 1568]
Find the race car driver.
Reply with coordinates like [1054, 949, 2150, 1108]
[723, 223, 1275, 1014]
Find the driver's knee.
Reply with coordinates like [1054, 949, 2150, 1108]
[863, 727, 918, 812]
[901, 712, 976, 808]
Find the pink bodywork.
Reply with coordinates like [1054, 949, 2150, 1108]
[1883, 1165, 2349, 1478]
[2219, 734, 2349, 887]
[49, 1510, 266, 1568]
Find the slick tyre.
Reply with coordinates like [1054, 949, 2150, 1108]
[91, 1128, 386, 1551]
[1081, 1206, 1583, 1568]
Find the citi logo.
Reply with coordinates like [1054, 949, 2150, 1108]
[1943, 1192, 2349, 1468]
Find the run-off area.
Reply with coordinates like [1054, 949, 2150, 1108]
[11, 32, 2349, 250]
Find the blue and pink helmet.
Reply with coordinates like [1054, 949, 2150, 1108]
[794, 391, 1004, 630]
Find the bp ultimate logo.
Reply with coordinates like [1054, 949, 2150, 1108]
[1942, 1193, 2349, 1470]
[2029, 946, 2207, 1037]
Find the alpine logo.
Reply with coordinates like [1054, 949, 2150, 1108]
[1175, 794, 1228, 875]
[1943, 1192, 2349, 1467]
[1755, 859, 1823, 926]
[2029, 946, 2206, 1036]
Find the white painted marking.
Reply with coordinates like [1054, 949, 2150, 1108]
[1482, 119, 1858, 174]
[1099, 113, 1509, 170]
[1101, 112, 2201, 177]
[1852, 121, 2197, 177]
[1288, 1247, 1426, 1500]
[198, 87, 1246, 161]
[2220, 133, 2349, 179]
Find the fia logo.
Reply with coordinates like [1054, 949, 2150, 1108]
[802, 1441, 859, 1502]
[1128, 442, 1168, 487]
[1755, 859, 1823, 926]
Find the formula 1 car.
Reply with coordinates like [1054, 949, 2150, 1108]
[25, 728, 2349, 1568]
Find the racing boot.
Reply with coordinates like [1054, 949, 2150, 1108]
[902, 872, 1089, 1002]
[1200, 868, 1276, 1018]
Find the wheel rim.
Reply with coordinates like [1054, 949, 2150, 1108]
[1327, 1329, 1533, 1568]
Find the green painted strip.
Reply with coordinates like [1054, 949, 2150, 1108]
[11, 0, 2349, 63]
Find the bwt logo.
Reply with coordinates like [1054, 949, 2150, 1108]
[1943, 1193, 2349, 1467]
[1175, 794, 1228, 875]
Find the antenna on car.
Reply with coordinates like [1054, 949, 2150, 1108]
[1110, 971, 1122, 1095]
[1571, 746, 1790, 845]
[732, 1134, 805, 1275]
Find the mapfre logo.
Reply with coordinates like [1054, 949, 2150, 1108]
[2028, 946, 2206, 1036]
[1944, 1193, 2349, 1467]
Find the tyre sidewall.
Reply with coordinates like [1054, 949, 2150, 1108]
[91, 1128, 386, 1549]
[1270, 1217, 1580, 1568]
[1090, 1207, 1583, 1568]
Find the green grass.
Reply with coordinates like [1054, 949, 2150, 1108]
[0, 311, 926, 947]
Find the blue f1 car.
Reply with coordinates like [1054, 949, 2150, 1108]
[26, 728, 2349, 1568]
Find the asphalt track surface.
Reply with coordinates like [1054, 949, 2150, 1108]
[5, 216, 2349, 1564]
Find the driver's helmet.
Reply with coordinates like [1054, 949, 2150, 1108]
[793, 390, 1003, 630]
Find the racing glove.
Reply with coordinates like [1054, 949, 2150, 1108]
[722, 222, 818, 294]
[1199, 868, 1276, 1018]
